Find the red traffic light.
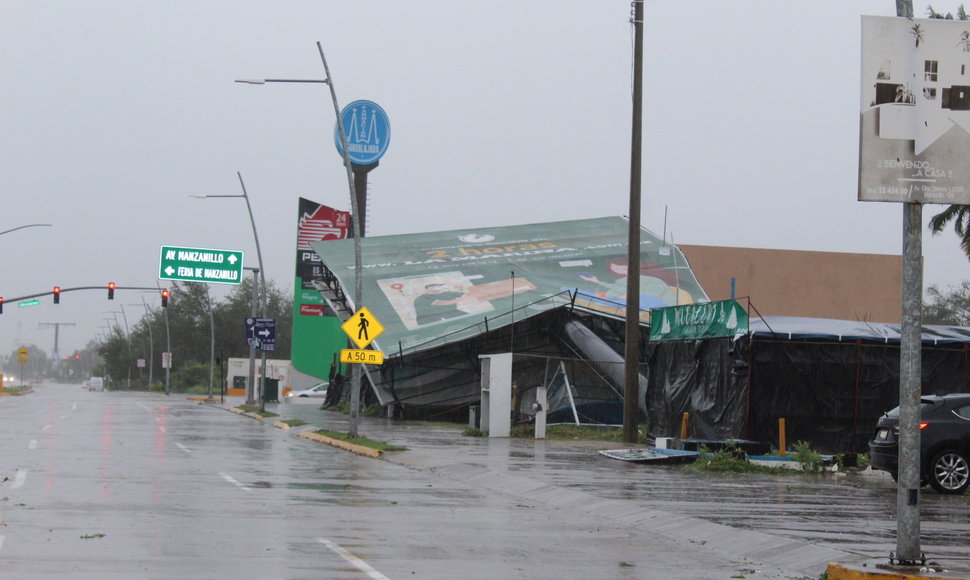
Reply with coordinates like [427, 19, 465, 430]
[108, 282, 116, 300]
[53, 286, 61, 304]
[161, 289, 170, 308]
[0, 296, 4, 314]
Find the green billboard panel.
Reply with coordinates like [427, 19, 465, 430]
[310, 216, 710, 357]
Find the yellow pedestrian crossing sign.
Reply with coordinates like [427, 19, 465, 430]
[341, 307, 384, 349]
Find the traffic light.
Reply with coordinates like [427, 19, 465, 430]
[0, 297, 3, 314]
[161, 289, 169, 308]
[108, 282, 116, 300]
[53, 286, 60, 304]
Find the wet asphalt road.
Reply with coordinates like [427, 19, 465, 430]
[2, 384, 969, 579]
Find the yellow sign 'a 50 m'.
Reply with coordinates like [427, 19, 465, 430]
[340, 349, 384, 365]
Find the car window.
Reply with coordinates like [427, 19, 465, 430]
[884, 399, 939, 418]
[954, 405, 970, 420]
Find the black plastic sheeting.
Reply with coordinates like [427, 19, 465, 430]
[352, 303, 970, 453]
[644, 338, 748, 442]
[646, 333, 970, 454]
[745, 338, 970, 453]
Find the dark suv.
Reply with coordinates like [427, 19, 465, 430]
[869, 393, 970, 494]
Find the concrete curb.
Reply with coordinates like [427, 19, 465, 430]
[297, 430, 382, 458]
[228, 407, 266, 421]
[827, 560, 970, 579]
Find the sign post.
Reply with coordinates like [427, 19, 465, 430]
[159, 245, 244, 285]
[18, 346, 28, 386]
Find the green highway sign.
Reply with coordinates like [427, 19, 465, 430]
[159, 245, 244, 285]
[18, 300, 40, 308]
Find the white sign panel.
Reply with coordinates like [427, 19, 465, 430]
[860, 15, 970, 204]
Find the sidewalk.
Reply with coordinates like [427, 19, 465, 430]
[231, 398, 970, 580]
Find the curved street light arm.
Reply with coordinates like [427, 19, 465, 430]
[0, 223, 52, 236]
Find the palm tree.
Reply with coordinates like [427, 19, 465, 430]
[926, 5, 970, 257]
[929, 206, 970, 256]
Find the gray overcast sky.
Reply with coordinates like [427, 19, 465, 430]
[1, 1, 965, 358]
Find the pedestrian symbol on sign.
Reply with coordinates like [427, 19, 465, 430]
[341, 307, 384, 349]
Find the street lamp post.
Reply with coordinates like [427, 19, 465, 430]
[112, 309, 132, 389]
[236, 41, 365, 436]
[128, 300, 154, 389]
[191, 173, 267, 407]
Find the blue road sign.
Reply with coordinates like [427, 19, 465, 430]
[245, 317, 276, 352]
[334, 100, 391, 165]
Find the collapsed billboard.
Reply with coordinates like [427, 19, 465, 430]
[309, 216, 709, 357]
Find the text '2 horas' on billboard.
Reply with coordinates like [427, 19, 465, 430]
[292, 198, 350, 380]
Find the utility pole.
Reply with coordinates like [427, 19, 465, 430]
[891, 0, 925, 567]
[623, 0, 644, 444]
[38, 322, 76, 362]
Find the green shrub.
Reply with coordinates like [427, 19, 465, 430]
[170, 363, 210, 393]
[792, 441, 823, 473]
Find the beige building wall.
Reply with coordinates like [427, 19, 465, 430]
[678, 245, 903, 323]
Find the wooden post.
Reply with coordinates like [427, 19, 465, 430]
[779, 418, 787, 457]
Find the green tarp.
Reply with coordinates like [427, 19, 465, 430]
[309, 216, 710, 356]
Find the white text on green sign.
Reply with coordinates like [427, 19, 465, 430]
[18, 300, 40, 308]
[159, 245, 244, 285]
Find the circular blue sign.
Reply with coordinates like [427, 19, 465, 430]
[334, 100, 391, 165]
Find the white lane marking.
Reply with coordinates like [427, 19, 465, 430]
[317, 538, 390, 580]
[28, 440, 37, 450]
[137, 402, 153, 412]
[59, 415, 68, 420]
[219, 472, 251, 492]
[175, 442, 191, 453]
[10, 469, 27, 489]
[0, 535, 5, 551]
[158, 426, 167, 433]
[41, 424, 52, 431]
[72, 402, 78, 410]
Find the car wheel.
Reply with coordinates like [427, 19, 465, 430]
[928, 449, 970, 494]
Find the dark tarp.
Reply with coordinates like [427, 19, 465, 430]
[644, 316, 970, 454]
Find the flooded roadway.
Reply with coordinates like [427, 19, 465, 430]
[2, 384, 968, 579]
[280, 399, 970, 565]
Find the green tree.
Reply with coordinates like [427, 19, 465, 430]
[94, 328, 129, 387]
[924, 281, 970, 324]
[93, 278, 293, 392]
[925, 6, 970, 255]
